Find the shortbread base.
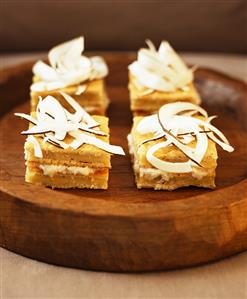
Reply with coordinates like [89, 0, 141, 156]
[25, 168, 109, 189]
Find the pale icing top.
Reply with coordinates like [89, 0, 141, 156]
[15, 93, 125, 158]
[136, 102, 234, 173]
[128, 40, 194, 93]
[31, 37, 108, 92]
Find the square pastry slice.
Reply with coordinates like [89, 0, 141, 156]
[24, 115, 110, 189]
[128, 102, 234, 190]
[128, 40, 201, 116]
[30, 37, 109, 115]
[16, 93, 125, 189]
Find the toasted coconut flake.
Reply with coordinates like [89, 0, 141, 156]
[15, 93, 125, 157]
[146, 141, 194, 173]
[138, 133, 166, 149]
[207, 132, 234, 152]
[49, 37, 84, 69]
[137, 102, 234, 173]
[193, 117, 233, 148]
[75, 84, 87, 95]
[27, 136, 42, 158]
[128, 40, 193, 92]
[21, 126, 51, 135]
[157, 113, 202, 167]
[159, 102, 208, 122]
[14, 113, 37, 125]
[69, 130, 125, 155]
[137, 114, 161, 135]
[78, 124, 108, 136]
[60, 91, 99, 128]
[31, 37, 108, 92]
[145, 39, 156, 52]
[32, 60, 58, 82]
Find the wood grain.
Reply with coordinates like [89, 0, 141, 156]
[0, 53, 247, 272]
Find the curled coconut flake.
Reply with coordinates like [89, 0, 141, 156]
[44, 133, 69, 149]
[69, 130, 125, 155]
[158, 102, 208, 121]
[137, 102, 234, 173]
[145, 39, 156, 52]
[89, 56, 109, 80]
[146, 141, 193, 173]
[158, 41, 190, 75]
[15, 93, 125, 158]
[21, 126, 51, 135]
[32, 61, 59, 82]
[78, 124, 108, 137]
[14, 113, 37, 125]
[129, 40, 193, 92]
[157, 114, 203, 166]
[138, 132, 166, 149]
[75, 85, 87, 95]
[129, 62, 175, 92]
[60, 91, 99, 128]
[27, 136, 43, 158]
[48, 37, 84, 69]
[192, 117, 234, 151]
[137, 114, 161, 135]
[31, 37, 108, 92]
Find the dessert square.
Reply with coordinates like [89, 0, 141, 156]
[128, 40, 201, 116]
[30, 37, 109, 115]
[16, 93, 125, 189]
[128, 102, 234, 190]
[25, 115, 110, 189]
[128, 119, 217, 190]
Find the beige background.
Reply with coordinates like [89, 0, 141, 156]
[1, 53, 247, 299]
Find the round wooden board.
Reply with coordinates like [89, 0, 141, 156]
[0, 53, 247, 272]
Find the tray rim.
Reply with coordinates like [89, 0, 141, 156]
[1, 56, 247, 272]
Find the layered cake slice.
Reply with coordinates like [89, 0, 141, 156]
[128, 40, 201, 116]
[30, 37, 109, 115]
[128, 102, 234, 190]
[16, 93, 125, 189]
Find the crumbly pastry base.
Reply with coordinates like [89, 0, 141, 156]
[31, 78, 109, 115]
[25, 168, 109, 189]
[129, 152, 216, 191]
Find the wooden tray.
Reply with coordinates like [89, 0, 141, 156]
[0, 53, 247, 272]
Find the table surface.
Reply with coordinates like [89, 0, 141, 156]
[1, 52, 247, 299]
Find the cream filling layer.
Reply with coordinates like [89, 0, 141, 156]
[39, 164, 95, 177]
[128, 134, 210, 181]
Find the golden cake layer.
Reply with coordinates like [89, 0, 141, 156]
[128, 74, 201, 116]
[31, 77, 109, 115]
[25, 162, 109, 189]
